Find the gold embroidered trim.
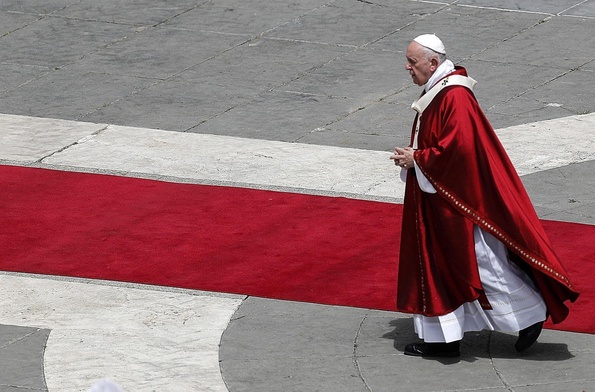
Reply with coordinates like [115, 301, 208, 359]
[414, 157, 576, 291]
[412, 184, 427, 314]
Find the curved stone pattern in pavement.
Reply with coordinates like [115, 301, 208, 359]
[0, 274, 243, 391]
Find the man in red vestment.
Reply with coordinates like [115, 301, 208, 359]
[390, 34, 579, 358]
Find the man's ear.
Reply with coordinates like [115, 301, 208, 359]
[430, 57, 439, 71]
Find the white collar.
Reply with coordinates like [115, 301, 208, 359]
[424, 60, 455, 92]
[412, 74, 477, 114]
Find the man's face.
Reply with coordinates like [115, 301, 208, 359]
[405, 42, 437, 86]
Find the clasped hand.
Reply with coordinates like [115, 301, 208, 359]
[390, 147, 415, 169]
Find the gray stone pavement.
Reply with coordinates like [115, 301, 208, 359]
[0, 0, 594, 391]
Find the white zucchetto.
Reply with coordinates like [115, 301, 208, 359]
[413, 34, 446, 55]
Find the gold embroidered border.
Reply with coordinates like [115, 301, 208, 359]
[414, 158, 576, 291]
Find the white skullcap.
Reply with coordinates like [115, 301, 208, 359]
[413, 34, 446, 55]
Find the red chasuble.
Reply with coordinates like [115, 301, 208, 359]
[396, 67, 579, 324]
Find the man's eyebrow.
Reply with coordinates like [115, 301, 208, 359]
[406, 56, 417, 63]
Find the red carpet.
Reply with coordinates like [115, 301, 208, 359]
[1, 165, 592, 334]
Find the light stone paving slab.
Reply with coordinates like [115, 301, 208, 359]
[1, 113, 594, 203]
[47, 123, 403, 199]
[0, 114, 107, 162]
[494, 114, 595, 175]
[0, 273, 244, 392]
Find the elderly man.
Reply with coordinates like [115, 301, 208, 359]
[390, 34, 579, 358]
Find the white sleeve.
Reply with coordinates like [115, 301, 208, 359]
[400, 126, 437, 193]
[399, 162, 437, 194]
[399, 167, 408, 183]
[414, 161, 437, 193]
[405, 128, 437, 193]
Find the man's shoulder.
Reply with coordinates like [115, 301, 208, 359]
[449, 66, 469, 77]
[435, 77, 480, 111]
[439, 74, 476, 100]
[439, 83, 477, 105]
[434, 67, 475, 93]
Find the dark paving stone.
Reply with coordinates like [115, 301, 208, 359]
[0, 324, 49, 391]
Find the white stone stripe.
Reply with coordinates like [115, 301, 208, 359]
[0, 273, 243, 392]
[1, 113, 595, 204]
[495, 114, 595, 176]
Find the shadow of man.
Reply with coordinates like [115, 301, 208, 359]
[383, 317, 574, 364]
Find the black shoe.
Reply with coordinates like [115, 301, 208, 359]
[515, 321, 544, 353]
[404, 341, 460, 358]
